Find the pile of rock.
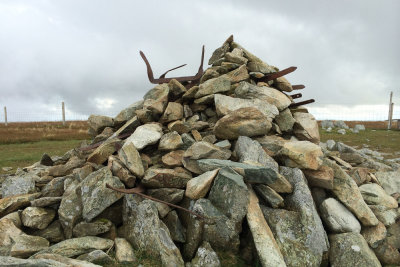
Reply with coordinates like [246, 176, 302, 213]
[0, 36, 399, 267]
[321, 120, 366, 134]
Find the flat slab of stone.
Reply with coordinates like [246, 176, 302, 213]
[118, 142, 144, 178]
[246, 188, 286, 267]
[34, 236, 114, 258]
[214, 107, 272, 140]
[320, 198, 361, 233]
[21, 207, 56, 230]
[141, 167, 192, 188]
[0, 193, 41, 217]
[124, 123, 163, 150]
[185, 169, 219, 200]
[359, 183, 398, 209]
[1, 173, 36, 198]
[278, 141, 323, 170]
[303, 165, 334, 189]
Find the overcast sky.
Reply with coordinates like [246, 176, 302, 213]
[0, 0, 399, 121]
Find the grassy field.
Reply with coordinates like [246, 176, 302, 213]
[0, 121, 89, 174]
[319, 128, 400, 158]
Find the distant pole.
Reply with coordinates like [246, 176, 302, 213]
[4, 106, 7, 126]
[62, 102, 65, 126]
[388, 92, 393, 130]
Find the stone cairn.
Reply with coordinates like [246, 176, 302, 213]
[0, 36, 399, 267]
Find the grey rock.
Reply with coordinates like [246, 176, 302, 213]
[278, 140, 323, 170]
[34, 236, 114, 258]
[0, 256, 68, 267]
[329, 232, 381, 267]
[30, 197, 62, 207]
[32, 254, 101, 267]
[87, 138, 121, 165]
[361, 221, 387, 248]
[208, 167, 249, 223]
[118, 141, 144, 178]
[88, 115, 114, 135]
[80, 167, 125, 222]
[124, 123, 163, 150]
[234, 81, 291, 111]
[334, 120, 349, 129]
[58, 187, 82, 239]
[326, 139, 336, 151]
[142, 167, 192, 188]
[214, 140, 231, 150]
[158, 131, 183, 151]
[107, 155, 136, 188]
[195, 76, 231, 98]
[214, 94, 278, 120]
[21, 207, 56, 230]
[190, 241, 221, 267]
[0, 193, 41, 217]
[337, 129, 346, 135]
[114, 100, 144, 126]
[123, 198, 184, 266]
[143, 84, 169, 115]
[275, 108, 295, 132]
[375, 170, 400, 195]
[185, 170, 219, 200]
[77, 249, 114, 265]
[359, 183, 398, 208]
[163, 210, 186, 243]
[321, 120, 334, 129]
[320, 198, 361, 233]
[354, 124, 366, 131]
[115, 238, 136, 263]
[1, 173, 36, 198]
[31, 220, 65, 243]
[254, 184, 284, 208]
[369, 205, 400, 226]
[234, 136, 279, 171]
[73, 219, 112, 237]
[147, 188, 184, 204]
[41, 176, 69, 197]
[48, 156, 85, 177]
[293, 112, 320, 144]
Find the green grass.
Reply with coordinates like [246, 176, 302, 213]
[0, 140, 85, 175]
[320, 128, 400, 158]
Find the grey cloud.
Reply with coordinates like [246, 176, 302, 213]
[0, 0, 399, 120]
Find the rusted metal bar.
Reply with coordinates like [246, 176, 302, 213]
[289, 99, 315, 108]
[292, 84, 305, 90]
[140, 45, 205, 84]
[290, 93, 302, 99]
[257, 66, 297, 83]
[106, 184, 205, 220]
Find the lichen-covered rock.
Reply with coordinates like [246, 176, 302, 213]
[375, 170, 400, 195]
[293, 112, 320, 144]
[1, 172, 36, 198]
[190, 241, 221, 267]
[0, 193, 41, 217]
[278, 140, 323, 170]
[72, 219, 112, 237]
[122, 198, 184, 267]
[195, 76, 231, 98]
[58, 187, 82, 239]
[329, 232, 381, 267]
[80, 167, 125, 222]
[115, 238, 137, 263]
[361, 221, 387, 248]
[87, 138, 121, 165]
[88, 115, 114, 135]
[323, 158, 379, 226]
[34, 236, 114, 258]
[162, 210, 186, 243]
[21, 207, 56, 230]
[253, 184, 284, 208]
[118, 141, 144, 178]
[274, 108, 295, 132]
[160, 102, 183, 123]
[158, 131, 183, 151]
[303, 165, 334, 189]
[359, 183, 398, 209]
[141, 167, 192, 188]
[76, 249, 114, 265]
[0, 256, 68, 267]
[214, 107, 272, 140]
[31, 220, 65, 243]
[146, 188, 185, 204]
[124, 123, 163, 150]
[246, 188, 286, 267]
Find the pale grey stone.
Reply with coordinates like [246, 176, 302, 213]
[320, 198, 361, 233]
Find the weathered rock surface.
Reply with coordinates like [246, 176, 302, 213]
[214, 107, 272, 140]
[195, 76, 231, 98]
[303, 165, 334, 189]
[278, 141, 323, 170]
[34, 236, 114, 258]
[158, 131, 183, 151]
[323, 158, 379, 226]
[163, 210, 186, 243]
[142, 167, 192, 188]
[124, 123, 163, 150]
[246, 188, 286, 267]
[162, 150, 185, 167]
[87, 138, 121, 165]
[0, 193, 41, 217]
[293, 112, 320, 144]
[361, 221, 387, 248]
[115, 238, 136, 263]
[88, 115, 114, 135]
[197, 159, 292, 193]
[359, 183, 398, 208]
[253, 184, 284, 208]
[320, 198, 361, 233]
[375, 171, 400, 196]
[0, 256, 69, 267]
[123, 197, 184, 266]
[21, 207, 56, 230]
[118, 141, 144, 178]
[147, 188, 185, 204]
[190, 241, 221, 267]
[329, 232, 381, 267]
[274, 108, 295, 132]
[72, 219, 112, 237]
[80, 167, 125, 222]
[185, 170, 219, 200]
[1, 173, 36, 198]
